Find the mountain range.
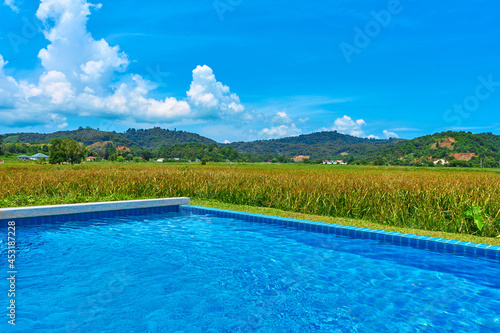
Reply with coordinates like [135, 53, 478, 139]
[2, 127, 500, 162]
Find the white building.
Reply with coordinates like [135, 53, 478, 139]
[433, 159, 448, 165]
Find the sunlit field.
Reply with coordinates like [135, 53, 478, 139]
[2, 163, 500, 238]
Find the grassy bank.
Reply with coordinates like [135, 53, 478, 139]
[1, 162, 500, 239]
[192, 199, 500, 246]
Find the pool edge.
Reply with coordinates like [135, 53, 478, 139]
[181, 205, 500, 262]
[0, 197, 191, 220]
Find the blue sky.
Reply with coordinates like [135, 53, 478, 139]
[0, 0, 499, 142]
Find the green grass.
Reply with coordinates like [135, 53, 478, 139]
[192, 199, 500, 246]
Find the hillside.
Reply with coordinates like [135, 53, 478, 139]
[2, 127, 500, 166]
[2, 127, 216, 150]
[375, 131, 500, 166]
[227, 131, 406, 159]
[3, 128, 140, 148]
[121, 127, 216, 148]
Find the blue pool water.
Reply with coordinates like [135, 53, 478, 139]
[2, 210, 500, 332]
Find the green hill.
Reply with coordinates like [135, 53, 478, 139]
[2, 127, 216, 150]
[227, 131, 406, 159]
[373, 131, 500, 167]
[121, 127, 216, 148]
[3, 128, 139, 148]
[2, 127, 499, 167]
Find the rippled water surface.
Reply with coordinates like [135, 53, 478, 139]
[1, 211, 500, 332]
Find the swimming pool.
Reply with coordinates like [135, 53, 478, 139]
[1, 200, 500, 332]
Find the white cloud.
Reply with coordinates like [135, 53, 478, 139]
[0, 55, 19, 108]
[271, 111, 293, 125]
[260, 124, 301, 139]
[46, 113, 69, 129]
[39, 71, 75, 104]
[187, 65, 245, 119]
[257, 111, 303, 139]
[36, 0, 129, 92]
[367, 135, 379, 139]
[3, 0, 19, 12]
[0, 0, 209, 128]
[325, 115, 366, 137]
[76, 74, 191, 122]
[383, 130, 398, 138]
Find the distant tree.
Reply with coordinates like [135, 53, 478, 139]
[49, 138, 87, 164]
[49, 139, 67, 164]
[483, 157, 498, 168]
[208, 143, 218, 152]
[0, 135, 3, 155]
[141, 151, 153, 161]
[64, 139, 87, 164]
[201, 158, 207, 165]
[448, 160, 470, 168]
[117, 156, 125, 163]
[373, 157, 385, 166]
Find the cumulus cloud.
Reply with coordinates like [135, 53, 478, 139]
[187, 65, 245, 118]
[383, 130, 398, 138]
[260, 124, 301, 139]
[324, 115, 366, 137]
[0, 0, 248, 129]
[0, 55, 19, 107]
[258, 111, 302, 139]
[39, 71, 75, 104]
[367, 135, 379, 139]
[36, 0, 128, 92]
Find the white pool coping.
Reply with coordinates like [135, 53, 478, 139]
[0, 197, 191, 220]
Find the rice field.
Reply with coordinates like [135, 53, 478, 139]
[2, 163, 500, 237]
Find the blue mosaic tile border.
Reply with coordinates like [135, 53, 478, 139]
[181, 205, 500, 262]
[0, 205, 179, 227]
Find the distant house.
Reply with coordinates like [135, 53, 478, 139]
[17, 155, 30, 160]
[30, 153, 49, 160]
[433, 159, 448, 165]
[156, 158, 165, 162]
[324, 159, 346, 165]
[196, 159, 201, 162]
[86, 156, 96, 162]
